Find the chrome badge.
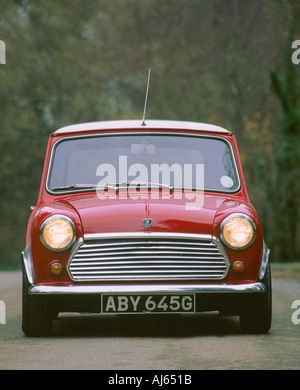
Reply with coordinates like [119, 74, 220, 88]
[142, 218, 153, 228]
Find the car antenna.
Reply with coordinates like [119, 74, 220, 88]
[141, 68, 151, 126]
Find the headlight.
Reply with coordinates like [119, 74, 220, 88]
[40, 215, 75, 251]
[221, 213, 256, 250]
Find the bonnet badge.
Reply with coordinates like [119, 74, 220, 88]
[142, 218, 153, 228]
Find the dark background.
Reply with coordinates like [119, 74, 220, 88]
[0, 0, 300, 268]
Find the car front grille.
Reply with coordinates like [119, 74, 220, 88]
[67, 233, 229, 282]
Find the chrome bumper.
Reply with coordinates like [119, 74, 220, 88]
[28, 282, 266, 295]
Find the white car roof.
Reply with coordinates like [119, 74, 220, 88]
[54, 120, 231, 134]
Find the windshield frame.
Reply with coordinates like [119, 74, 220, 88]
[45, 132, 241, 195]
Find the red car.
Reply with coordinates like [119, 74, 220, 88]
[22, 120, 271, 336]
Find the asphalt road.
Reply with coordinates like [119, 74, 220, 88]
[0, 271, 300, 370]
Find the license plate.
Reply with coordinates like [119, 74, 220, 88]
[101, 294, 195, 314]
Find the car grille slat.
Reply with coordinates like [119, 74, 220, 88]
[68, 235, 229, 281]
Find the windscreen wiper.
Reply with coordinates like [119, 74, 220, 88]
[117, 181, 174, 193]
[52, 184, 118, 192]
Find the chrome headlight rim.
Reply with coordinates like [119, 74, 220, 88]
[39, 214, 76, 252]
[220, 213, 257, 250]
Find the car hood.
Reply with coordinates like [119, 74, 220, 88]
[59, 191, 234, 236]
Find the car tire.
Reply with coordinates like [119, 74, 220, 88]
[239, 262, 272, 334]
[22, 262, 53, 337]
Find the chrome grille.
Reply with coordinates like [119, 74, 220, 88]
[68, 234, 229, 281]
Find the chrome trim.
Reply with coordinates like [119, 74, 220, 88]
[45, 132, 241, 196]
[66, 237, 84, 280]
[39, 214, 76, 252]
[22, 245, 35, 284]
[84, 232, 212, 241]
[67, 232, 230, 282]
[259, 241, 270, 280]
[220, 213, 257, 250]
[28, 282, 266, 295]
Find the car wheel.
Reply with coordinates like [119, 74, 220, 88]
[239, 262, 272, 334]
[22, 263, 53, 337]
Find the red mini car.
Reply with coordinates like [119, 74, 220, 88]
[22, 120, 271, 336]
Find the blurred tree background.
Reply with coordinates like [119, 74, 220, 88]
[0, 0, 300, 268]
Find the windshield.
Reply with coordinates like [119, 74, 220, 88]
[47, 133, 240, 193]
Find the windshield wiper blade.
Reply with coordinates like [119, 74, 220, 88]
[117, 181, 174, 193]
[52, 184, 96, 191]
[52, 184, 118, 192]
[52, 182, 173, 193]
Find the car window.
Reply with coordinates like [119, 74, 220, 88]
[47, 134, 240, 193]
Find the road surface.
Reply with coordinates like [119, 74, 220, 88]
[0, 271, 299, 370]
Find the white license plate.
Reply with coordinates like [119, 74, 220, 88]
[101, 294, 195, 314]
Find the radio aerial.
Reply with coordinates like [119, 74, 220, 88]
[141, 68, 151, 126]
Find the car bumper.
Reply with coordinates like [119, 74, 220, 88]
[28, 282, 265, 295]
[28, 283, 266, 314]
